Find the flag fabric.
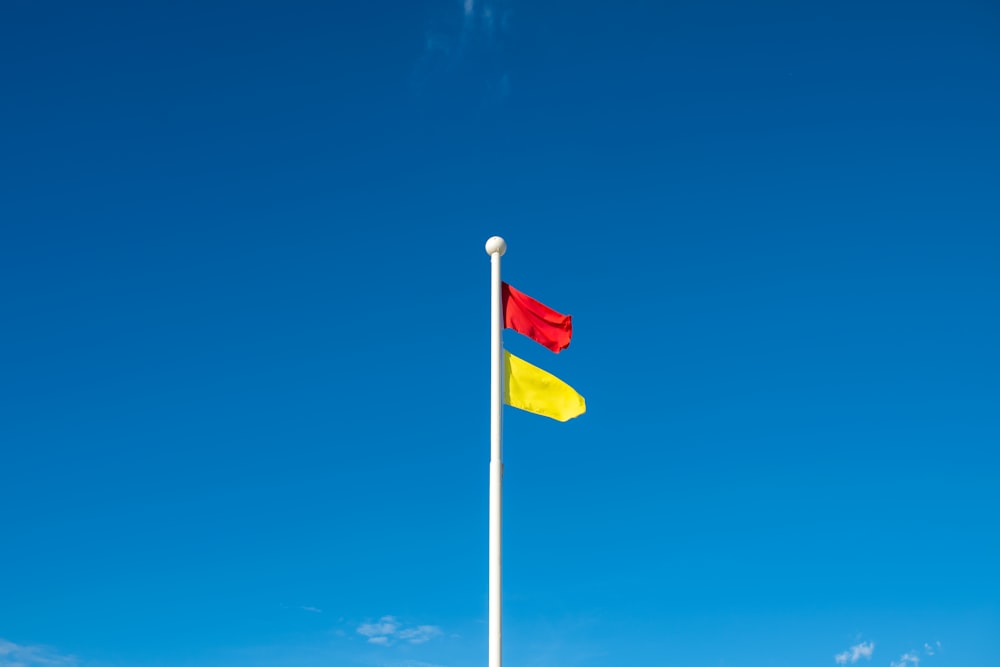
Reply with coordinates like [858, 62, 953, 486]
[502, 282, 572, 353]
[504, 350, 586, 422]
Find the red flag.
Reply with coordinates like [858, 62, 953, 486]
[502, 282, 573, 353]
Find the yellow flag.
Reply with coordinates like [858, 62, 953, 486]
[504, 351, 586, 422]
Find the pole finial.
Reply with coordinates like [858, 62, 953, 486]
[485, 236, 507, 256]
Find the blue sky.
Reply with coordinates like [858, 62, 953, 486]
[1, 1, 998, 666]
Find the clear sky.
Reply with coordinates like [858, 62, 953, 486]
[2, 2, 998, 667]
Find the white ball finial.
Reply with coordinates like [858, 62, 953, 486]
[485, 236, 507, 256]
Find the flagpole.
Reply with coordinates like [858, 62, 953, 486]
[486, 235, 506, 667]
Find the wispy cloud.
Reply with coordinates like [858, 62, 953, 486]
[397, 626, 444, 644]
[356, 616, 444, 646]
[891, 652, 921, 667]
[414, 0, 513, 101]
[358, 616, 401, 640]
[0, 638, 77, 667]
[889, 639, 941, 666]
[300, 606, 322, 614]
[835, 641, 875, 665]
[460, 0, 508, 41]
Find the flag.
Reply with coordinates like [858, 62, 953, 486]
[502, 282, 572, 353]
[504, 351, 586, 422]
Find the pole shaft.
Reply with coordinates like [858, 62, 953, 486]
[489, 246, 503, 667]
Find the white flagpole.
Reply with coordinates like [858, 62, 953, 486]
[485, 235, 506, 667]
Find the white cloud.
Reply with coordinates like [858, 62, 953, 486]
[300, 606, 322, 613]
[356, 616, 443, 646]
[0, 638, 77, 667]
[357, 616, 400, 638]
[835, 641, 875, 664]
[460, 0, 505, 40]
[398, 625, 444, 644]
[891, 652, 921, 667]
[923, 641, 941, 656]
[413, 0, 512, 100]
